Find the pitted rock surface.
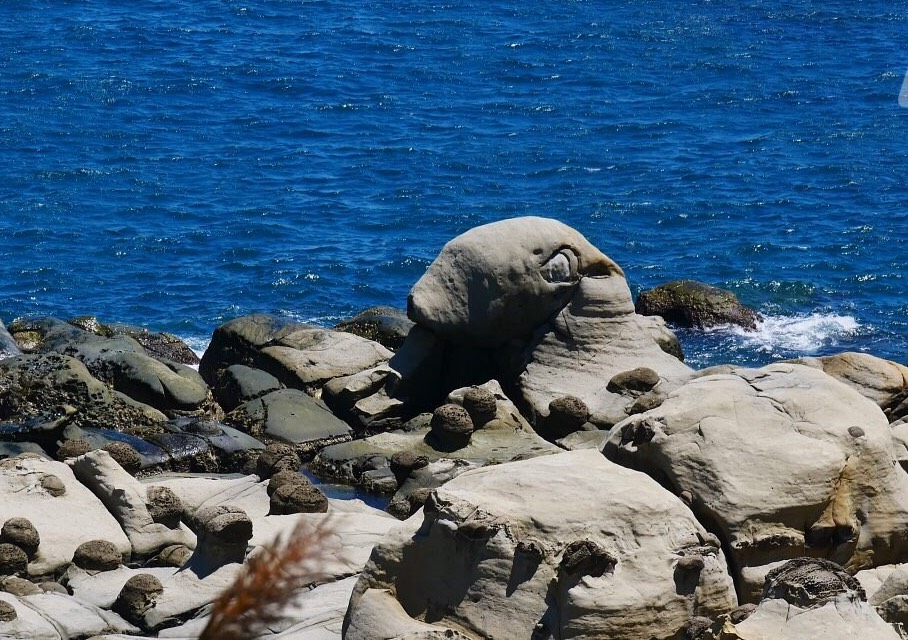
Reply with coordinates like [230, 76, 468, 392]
[763, 557, 865, 608]
[72, 539, 122, 571]
[0, 518, 39, 559]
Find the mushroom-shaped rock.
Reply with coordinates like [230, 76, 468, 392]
[0, 519, 39, 560]
[345, 449, 737, 639]
[546, 395, 591, 439]
[112, 573, 164, 626]
[188, 505, 252, 570]
[604, 362, 908, 602]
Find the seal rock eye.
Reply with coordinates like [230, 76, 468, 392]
[541, 248, 579, 283]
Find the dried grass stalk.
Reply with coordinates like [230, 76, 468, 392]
[199, 517, 336, 640]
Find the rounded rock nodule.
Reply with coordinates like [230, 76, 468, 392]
[39, 474, 66, 497]
[146, 486, 183, 527]
[0, 518, 39, 559]
[547, 395, 590, 436]
[429, 404, 474, 450]
[461, 387, 497, 427]
[0, 543, 28, 577]
[104, 442, 142, 474]
[72, 539, 122, 572]
[270, 480, 329, 515]
[113, 573, 164, 625]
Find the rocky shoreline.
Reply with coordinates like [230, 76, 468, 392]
[2, 217, 908, 639]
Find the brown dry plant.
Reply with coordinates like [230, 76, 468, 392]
[199, 516, 337, 640]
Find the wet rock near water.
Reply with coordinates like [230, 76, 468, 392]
[635, 279, 762, 330]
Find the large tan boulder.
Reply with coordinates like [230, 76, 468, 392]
[330, 217, 691, 432]
[344, 449, 737, 639]
[604, 363, 908, 602]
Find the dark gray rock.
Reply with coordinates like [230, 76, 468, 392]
[72, 539, 123, 572]
[199, 314, 299, 386]
[0, 353, 166, 438]
[334, 306, 414, 351]
[64, 426, 170, 470]
[69, 317, 200, 365]
[635, 280, 762, 330]
[226, 388, 351, 453]
[213, 364, 282, 413]
[1, 518, 39, 559]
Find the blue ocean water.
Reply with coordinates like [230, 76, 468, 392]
[1, 1, 907, 368]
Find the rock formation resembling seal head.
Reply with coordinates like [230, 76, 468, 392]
[408, 217, 624, 348]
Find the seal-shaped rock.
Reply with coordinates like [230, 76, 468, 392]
[635, 279, 761, 330]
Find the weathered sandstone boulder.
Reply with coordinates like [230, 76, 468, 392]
[604, 363, 908, 602]
[345, 449, 737, 639]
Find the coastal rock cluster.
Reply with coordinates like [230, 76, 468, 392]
[1, 217, 908, 639]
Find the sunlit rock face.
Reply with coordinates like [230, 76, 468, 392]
[408, 217, 624, 348]
[330, 217, 691, 433]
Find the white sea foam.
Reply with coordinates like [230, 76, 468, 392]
[725, 313, 860, 355]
